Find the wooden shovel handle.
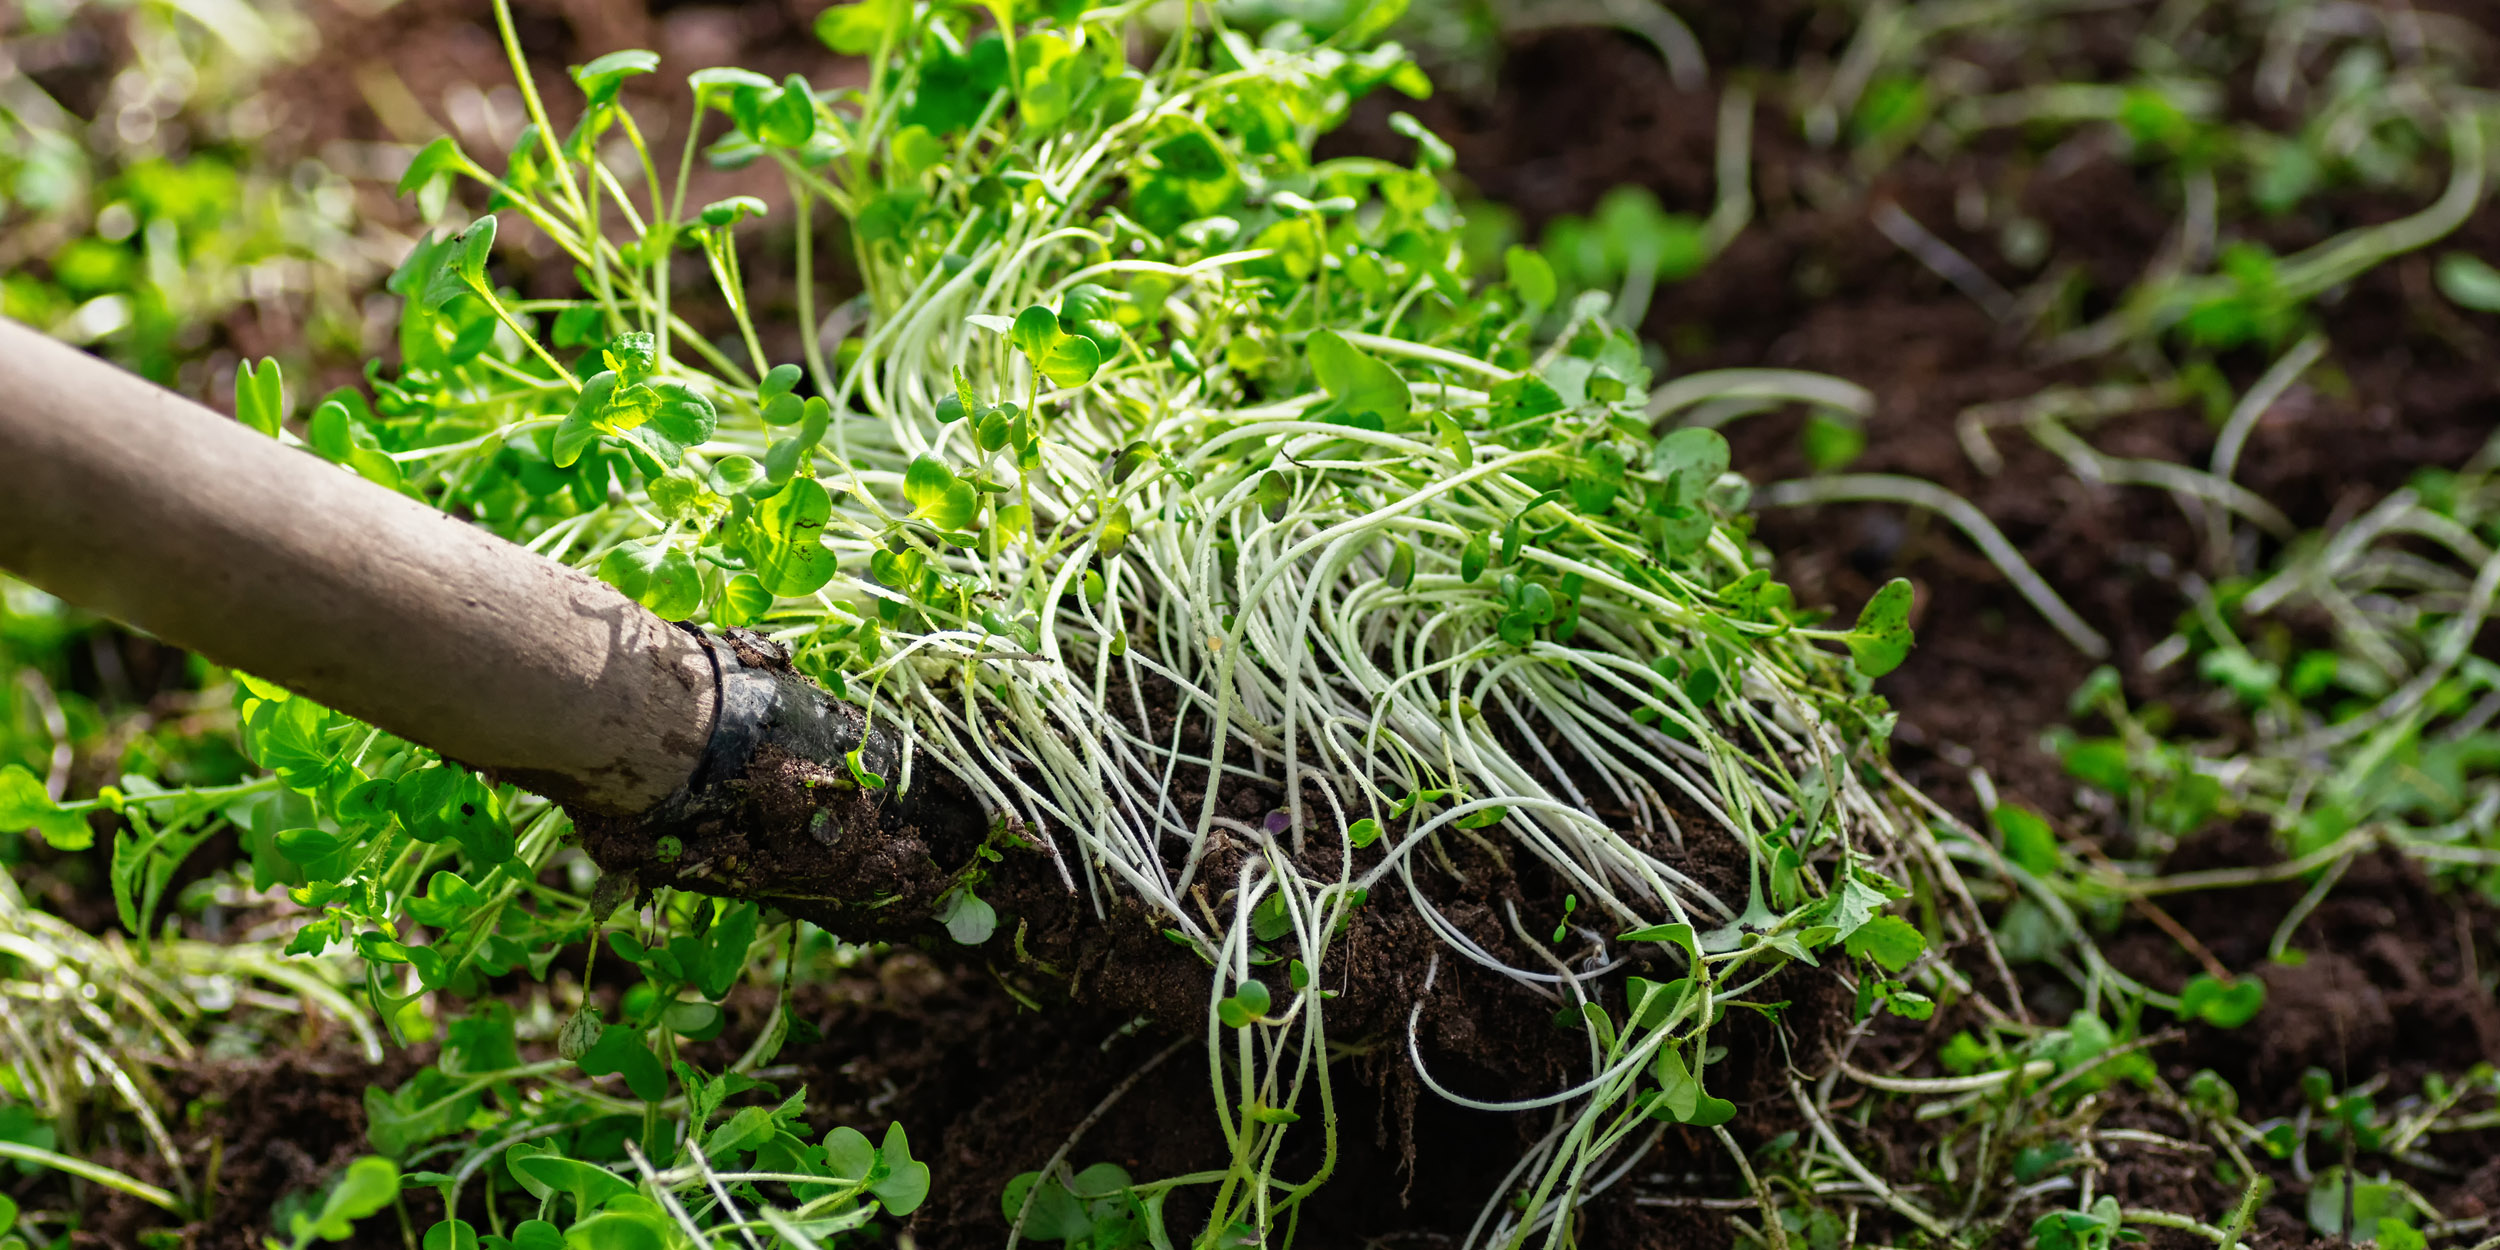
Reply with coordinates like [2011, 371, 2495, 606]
[0, 318, 715, 815]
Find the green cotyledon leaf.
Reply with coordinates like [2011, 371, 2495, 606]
[1008, 304, 1101, 387]
[1308, 329, 1408, 425]
[396, 135, 466, 197]
[903, 456, 980, 530]
[572, 50, 658, 106]
[760, 75, 817, 147]
[2178, 972, 2266, 1029]
[743, 477, 838, 597]
[1505, 245, 1556, 308]
[601, 379, 717, 468]
[453, 215, 495, 290]
[1844, 577, 1916, 677]
[235, 356, 283, 437]
[553, 371, 617, 467]
[597, 540, 703, 621]
[814, 0, 906, 55]
[904, 455, 956, 512]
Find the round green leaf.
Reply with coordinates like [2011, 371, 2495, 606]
[903, 455, 957, 512]
[2178, 972, 2266, 1029]
[423, 1220, 479, 1250]
[1039, 333, 1102, 388]
[1686, 1094, 1737, 1127]
[1308, 329, 1408, 424]
[1505, 245, 1557, 308]
[1234, 978, 1271, 1015]
[1009, 304, 1062, 358]
[760, 76, 817, 147]
[575, 1028, 667, 1102]
[1844, 577, 1916, 678]
[936, 889, 996, 945]
[563, 1212, 668, 1250]
[304, 1157, 402, 1241]
[1802, 414, 1866, 473]
[872, 1123, 929, 1215]
[645, 380, 717, 449]
[687, 66, 774, 102]
[1257, 470, 1290, 521]
[715, 573, 774, 628]
[1653, 427, 1729, 500]
[1002, 1171, 1095, 1239]
[1385, 539, 1415, 589]
[397, 136, 466, 198]
[824, 1126, 877, 1180]
[698, 196, 769, 228]
[744, 478, 838, 597]
[597, 542, 704, 621]
[1842, 914, 1926, 973]
[708, 454, 768, 498]
[661, 999, 724, 1039]
[572, 50, 659, 106]
[763, 435, 810, 485]
[1990, 803, 2060, 877]
[556, 371, 620, 467]
[814, 0, 905, 55]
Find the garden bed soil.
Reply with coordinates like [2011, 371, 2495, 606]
[1333, 7, 2500, 1243]
[31, 0, 2500, 1246]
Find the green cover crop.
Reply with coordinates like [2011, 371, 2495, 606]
[4, 1, 1991, 1245]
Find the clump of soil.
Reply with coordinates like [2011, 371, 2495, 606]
[567, 639, 1857, 1246]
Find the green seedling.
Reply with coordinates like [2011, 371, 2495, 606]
[2030, 1195, 2140, 1250]
[271, 1157, 400, 1249]
[2175, 972, 2265, 1029]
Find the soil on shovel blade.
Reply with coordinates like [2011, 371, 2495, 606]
[29, 0, 2500, 1246]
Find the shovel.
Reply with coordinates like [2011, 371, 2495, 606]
[0, 318, 991, 885]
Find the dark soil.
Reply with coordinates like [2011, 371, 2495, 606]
[570, 634, 1855, 1246]
[1357, 12, 2500, 804]
[1319, 0, 2500, 1236]
[1322, 2, 2500, 1242]
[75, 1043, 430, 1250]
[25, 0, 2500, 1247]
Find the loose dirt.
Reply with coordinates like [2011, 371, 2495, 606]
[1331, 4, 2500, 1241]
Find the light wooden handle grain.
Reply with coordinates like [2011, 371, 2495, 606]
[0, 318, 714, 815]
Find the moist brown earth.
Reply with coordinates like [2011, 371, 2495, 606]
[1330, 5, 2500, 1242]
[569, 642, 1855, 1244]
[27, 0, 2500, 1246]
[77, 1043, 431, 1249]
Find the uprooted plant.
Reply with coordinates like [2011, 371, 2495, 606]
[0, 1, 2066, 1245]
